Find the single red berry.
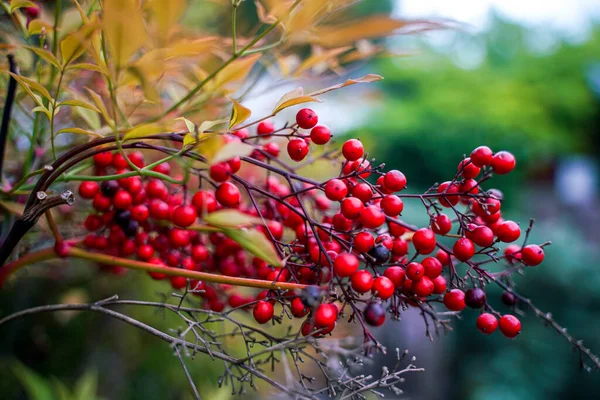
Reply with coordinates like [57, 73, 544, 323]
[499, 314, 521, 338]
[459, 179, 480, 195]
[380, 195, 404, 217]
[470, 225, 494, 248]
[263, 142, 280, 157]
[412, 276, 434, 297]
[422, 257, 442, 279]
[137, 244, 154, 260]
[465, 287, 487, 308]
[253, 301, 274, 324]
[412, 228, 436, 254]
[149, 199, 170, 220]
[232, 128, 249, 139]
[342, 139, 364, 161]
[257, 120, 275, 136]
[364, 302, 386, 326]
[169, 229, 191, 247]
[79, 181, 99, 199]
[113, 190, 132, 210]
[453, 237, 475, 261]
[324, 179, 348, 201]
[310, 125, 331, 145]
[432, 275, 447, 294]
[332, 213, 352, 231]
[354, 231, 375, 253]
[521, 244, 544, 266]
[296, 108, 318, 129]
[341, 197, 364, 219]
[92, 193, 112, 212]
[431, 214, 452, 235]
[84, 215, 102, 231]
[372, 276, 395, 300]
[209, 162, 231, 182]
[491, 151, 516, 174]
[145, 179, 169, 200]
[192, 190, 217, 214]
[458, 157, 481, 179]
[391, 238, 408, 256]
[172, 205, 197, 227]
[470, 146, 493, 167]
[496, 220, 521, 243]
[291, 297, 309, 318]
[93, 151, 113, 168]
[314, 303, 338, 327]
[437, 181, 460, 207]
[406, 262, 424, 280]
[216, 182, 240, 208]
[361, 205, 385, 229]
[383, 170, 407, 192]
[443, 289, 466, 311]
[334, 253, 359, 278]
[111, 153, 129, 170]
[476, 313, 498, 334]
[352, 182, 373, 203]
[170, 276, 187, 290]
[130, 204, 149, 222]
[351, 270, 374, 293]
[383, 266, 406, 288]
[228, 157, 241, 173]
[23, 5, 41, 20]
[152, 162, 171, 175]
[287, 138, 309, 161]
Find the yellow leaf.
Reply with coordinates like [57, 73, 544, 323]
[27, 19, 53, 36]
[194, 134, 225, 161]
[211, 142, 254, 165]
[9, 73, 52, 103]
[204, 210, 264, 228]
[60, 22, 101, 66]
[25, 46, 61, 68]
[67, 63, 108, 75]
[31, 105, 51, 119]
[72, 0, 89, 24]
[309, 74, 383, 96]
[222, 227, 282, 267]
[176, 117, 195, 134]
[84, 87, 113, 127]
[123, 123, 168, 140]
[58, 99, 101, 113]
[272, 87, 321, 115]
[56, 127, 102, 137]
[212, 53, 262, 90]
[10, 0, 36, 12]
[147, 0, 185, 36]
[228, 98, 251, 129]
[103, 0, 147, 68]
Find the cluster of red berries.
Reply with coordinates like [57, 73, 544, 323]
[75, 107, 545, 340]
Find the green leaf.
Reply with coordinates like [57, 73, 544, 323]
[12, 362, 55, 400]
[31, 105, 52, 119]
[56, 127, 102, 137]
[10, 73, 53, 103]
[10, 0, 36, 12]
[204, 210, 264, 228]
[222, 228, 282, 267]
[74, 370, 98, 400]
[25, 46, 61, 68]
[58, 99, 101, 113]
[228, 98, 251, 128]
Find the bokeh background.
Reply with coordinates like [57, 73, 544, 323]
[2, 0, 600, 399]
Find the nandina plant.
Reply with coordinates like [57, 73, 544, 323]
[0, 1, 598, 398]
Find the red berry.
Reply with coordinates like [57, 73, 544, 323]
[354, 231, 375, 253]
[92, 193, 112, 212]
[351, 270, 374, 293]
[342, 139, 364, 161]
[257, 120, 275, 136]
[361, 206, 385, 229]
[152, 162, 171, 175]
[412, 228, 436, 254]
[216, 182, 241, 208]
[112, 153, 129, 170]
[422, 257, 442, 279]
[372, 276, 395, 300]
[476, 313, 498, 334]
[437, 181, 460, 207]
[172, 205, 197, 227]
[324, 179, 348, 201]
[380, 195, 404, 217]
[113, 190, 132, 210]
[253, 301, 274, 324]
[192, 190, 217, 214]
[79, 181, 99, 199]
[131, 204, 149, 222]
[432, 275, 447, 294]
[310, 125, 331, 145]
[23, 5, 41, 20]
[364, 302, 386, 326]
[146, 179, 169, 200]
[341, 197, 364, 219]
[496, 220, 521, 243]
[93, 151, 113, 168]
[391, 238, 408, 256]
[287, 138, 309, 161]
[406, 262, 424, 280]
[459, 179, 480, 195]
[84, 215, 102, 231]
[470, 225, 494, 247]
[453, 238, 475, 261]
[171, 276, 187, 290]
[149, 199, 170, 220]
[383, 170, 407, 192]
[458, 157, 481, 179]
[232, 128, 249, 139]
[443, 289, 466, 311]
[491, 151, 516, 174]
[431, 214, 452, 235]
[521, 244, 544, 266]
[137, 244, 154, 260]
[412, 276, 434, 297]
[334, 253, 359, 278]
[210, 162, 231, 182]
[169, 229, 190, 247]
[383, 266, 406, 288]
[314, 304, 338, 327]
[263, 142, 280, 157]
[296, 108, 318, 129]
[291, 297, 309, 318]
[470, 146, 493, 167]
[499, 314, 521, 338]
[352, 182, 373, 203]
